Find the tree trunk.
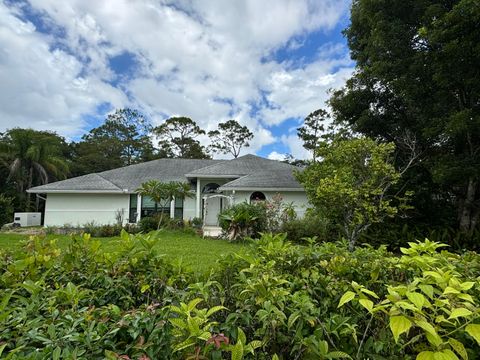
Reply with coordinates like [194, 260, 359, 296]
[26, 166, 33, 211]
[459, 177, 477, 232]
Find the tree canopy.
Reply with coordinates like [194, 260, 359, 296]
[298, 137, 412, 250]
[154, 117, 210, 159]
[208, 120, 253, 158]
[297, 109, 330, 162]
[0, 128, 69, 210]
[72, 108, 155, 175]
[329, 0, 480, 232]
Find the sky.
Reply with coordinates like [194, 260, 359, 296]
[0, 0, 354, 160]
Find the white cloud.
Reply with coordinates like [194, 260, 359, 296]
[0, 0, 353, 154]
[281, 134, 312, 160]
[0, 2, 126, 136]
[267, 151, 287, 161]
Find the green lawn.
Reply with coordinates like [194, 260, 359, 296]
[0, 229, 246, 273]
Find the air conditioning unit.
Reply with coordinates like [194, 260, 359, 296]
[13, 212, 42, 227]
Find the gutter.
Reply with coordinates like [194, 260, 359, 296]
[26, 189, 128, 194]
[218, 187, 305, 192]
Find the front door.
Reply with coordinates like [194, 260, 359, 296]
[204, 197, 221, 226]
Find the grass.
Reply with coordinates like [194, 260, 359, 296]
[0, 229, 246, 273]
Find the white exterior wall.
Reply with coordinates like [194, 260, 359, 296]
[231, 191, 309, 218]
[183, 197, 197, 220]
[44, 193, 130, 226]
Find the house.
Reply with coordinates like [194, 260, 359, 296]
[27, 154, 308, 227]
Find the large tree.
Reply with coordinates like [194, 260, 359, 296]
[208, 120, 253, 158]
[329, 0, 480, 232]
[0, 128, 69, 210]
[298, 137, 412, 250]
[72, 108, 156, 175]
[154, 117, 210, 159]
[297, 109, 330, 162]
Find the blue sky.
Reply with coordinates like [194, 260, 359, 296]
[0, 0, 354, 159]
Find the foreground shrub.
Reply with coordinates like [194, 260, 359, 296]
[0, 232, 478, 359]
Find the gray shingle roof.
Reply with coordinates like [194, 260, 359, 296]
[27, 173, 124, 192]
[185, 154, 296, 177]
[28, 155, 304, 193]
[28, 158, 222, 193]
[219, 169, 303, 190]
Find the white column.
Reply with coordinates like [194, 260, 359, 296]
[170, 196, 175, 219]
[136, 194, 142, 223]
[196, 179, 201, 218]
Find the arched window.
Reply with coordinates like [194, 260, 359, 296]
[202, 183, 220, 194]
[250, 191, 266, 202]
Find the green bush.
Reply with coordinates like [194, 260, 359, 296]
[191, 217, 202, 228]
[361, 223, 480, 252]
[0, 231, 479, 359]
[280, 214, 332, 243]
[139, 216, 158, 232]
[0, 194, 14, 227]
[218, 201, 267, 241]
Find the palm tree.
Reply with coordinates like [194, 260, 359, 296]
[136, 180, 193, 229]
[0, 129, 69, 210]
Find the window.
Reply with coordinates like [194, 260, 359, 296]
[202, 183, 220, 194]
[250, 191, 266, 202]
[129, 194, 137, 223]
[141, 196, 170, 217]
[174, 197, 183, 219]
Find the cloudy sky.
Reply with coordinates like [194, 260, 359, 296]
[0, 0, 354, 159]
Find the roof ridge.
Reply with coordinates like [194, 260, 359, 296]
[99, 158, 222, 175]
[187, 159, 230, 174]
[94, 173, 123, 190]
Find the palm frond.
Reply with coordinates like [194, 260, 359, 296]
[32, 162, 48, 184]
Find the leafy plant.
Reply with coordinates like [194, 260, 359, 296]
[218, 202, 266, 241]
[338, 240, 480, 359]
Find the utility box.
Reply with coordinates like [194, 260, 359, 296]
[13, 212, 42, 227]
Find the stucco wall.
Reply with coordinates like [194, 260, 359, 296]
[44, 193, 130, 226]
[231, 191, 309, 218]
[183, 197, 197, 220]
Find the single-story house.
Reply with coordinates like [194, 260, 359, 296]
[27, 154, 308, 227]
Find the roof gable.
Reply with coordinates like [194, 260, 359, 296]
[28, 173, 122, 192]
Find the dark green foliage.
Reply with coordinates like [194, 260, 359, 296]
[139, 216, 159, 233]
[0, 128, 69, 211]
[329, 0, 480, 232]
[154, 117, 210, 159]
[0, 194, 14, 227]
[139, 216, 188, 233]
[280, 214, 332, 243]
[362, 222, 480, 253]
[71, 108, 155, 176]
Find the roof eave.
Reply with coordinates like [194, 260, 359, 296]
[219, 187, 305, 192]
[27, 189, 128, 194]
[185, 174, 243, 179]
